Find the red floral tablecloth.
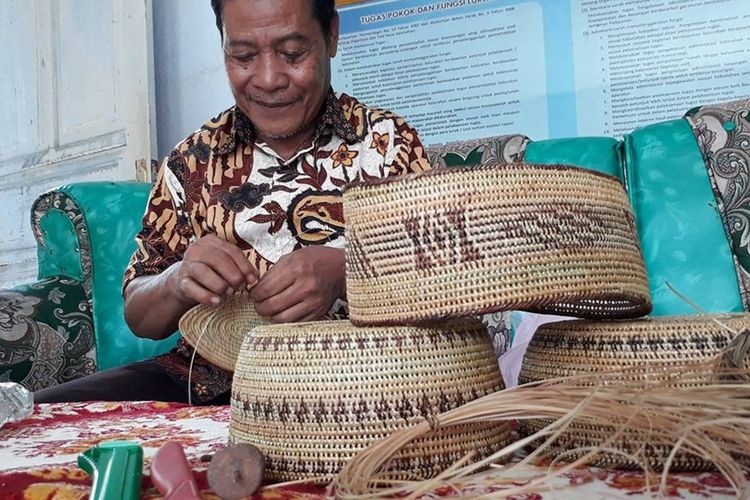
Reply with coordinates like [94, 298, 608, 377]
[0, 402, 743, 499]
[0, 402, 323, 499]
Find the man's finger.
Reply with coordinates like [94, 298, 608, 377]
[193, 248, 249, 291]
[179, 276, 222, 305]
[220, 241, 259, 285]
[297, 309, 324, 323]
[185, 262, 235, 297]
[268, 299, 317, 323]
[193, 236, 257, 287]
[254, 283, 302, 317]
[250, 262, 296, 302]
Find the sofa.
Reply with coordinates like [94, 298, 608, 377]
[426, 97, 750, 319]
[0, 182, 178, 392]
[2, 96, 748, 392]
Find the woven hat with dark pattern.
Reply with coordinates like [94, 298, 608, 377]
[344, 162, 652, 325]
[518, 314, 750, 471]
[229, 318, 511, 482]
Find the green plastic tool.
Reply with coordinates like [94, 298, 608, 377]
[78, 441, 143, 500]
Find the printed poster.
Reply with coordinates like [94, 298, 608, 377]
[332, 0, 750, 145]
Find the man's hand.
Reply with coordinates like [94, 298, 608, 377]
[170, 234, 259, 306]
[124, 235, 258, 340]
[250, 247, 345, 323]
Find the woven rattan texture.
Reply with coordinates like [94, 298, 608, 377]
[344, 163, 651, 325]
[230, 319, 511, 482]
[518, 314, 750, 471]
[179, 294, 269, 372]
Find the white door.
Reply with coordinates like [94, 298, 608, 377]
[0, 0, 156, 288]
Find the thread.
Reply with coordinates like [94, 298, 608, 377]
[187, 307, 219, 407]
[664, 281, 739, 334]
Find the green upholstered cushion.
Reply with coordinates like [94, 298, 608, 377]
[524, 136, 623, 180]
[623, 119, 742, 315]
[56, 182, 178, 370]
[524, 125, 741, 316]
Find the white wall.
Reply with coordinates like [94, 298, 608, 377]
[152, 0, 234, 160]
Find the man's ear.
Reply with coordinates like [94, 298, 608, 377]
[327, 11, 340, 58]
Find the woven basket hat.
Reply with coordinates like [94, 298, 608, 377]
[518, 314, 750, 471]
[179, 294, 268, 372]
[230, 318, 511, 483]
[343, 163, 652, 326]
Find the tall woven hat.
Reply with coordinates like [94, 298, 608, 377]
[518, 314, 750, 471]
[179, 294, 268, 372]
[343, 163, 651, 326]
[230, 318, 511, 483]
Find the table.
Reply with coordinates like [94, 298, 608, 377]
[0, 402, 743, 499]
[0, 402, 322, 499]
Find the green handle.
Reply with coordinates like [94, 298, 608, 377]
[78, 441, 143, 500]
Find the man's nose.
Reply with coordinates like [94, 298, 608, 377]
[250, 54, 288, 93]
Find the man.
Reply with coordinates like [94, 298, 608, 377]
[36, 0, 430, 404]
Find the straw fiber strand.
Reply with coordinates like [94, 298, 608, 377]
[179, 294, 268, 372]
[344, 163, 651, 325]
[518, 314, 750, 471]
[230, 319, 511, 482]
[330, 364, 750, 499]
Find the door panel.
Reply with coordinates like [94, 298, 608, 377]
[56, 0, 118, 145]
[0, 2, 42, 164]
[0, 0, 154, 287]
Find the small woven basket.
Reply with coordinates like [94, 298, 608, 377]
[179, 294, 268, 372]
[230, 318, 511, 483]
[518, 314, 750, 471]
[344, 163, 651, 325]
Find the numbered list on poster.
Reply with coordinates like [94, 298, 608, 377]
[572, 0, 750, 136]
[333, 2, 548, 145]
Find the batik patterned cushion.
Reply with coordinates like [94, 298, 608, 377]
[426, 134, 529, 169]
[0, 277, 95, 391]
[686, 98, 750, 310]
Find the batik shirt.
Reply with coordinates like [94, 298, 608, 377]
[123, 90, 432, 403]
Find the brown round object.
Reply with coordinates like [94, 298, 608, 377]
[207, 444, 265, 500]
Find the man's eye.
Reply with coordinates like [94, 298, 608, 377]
[230, 53, 255, 63]
[281, 52, 304, 63]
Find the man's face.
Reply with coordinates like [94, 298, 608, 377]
[221, 0, 338, 144]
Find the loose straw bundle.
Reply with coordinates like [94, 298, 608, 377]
[517, 314, 750, 471]
[330, 357, 750, 499]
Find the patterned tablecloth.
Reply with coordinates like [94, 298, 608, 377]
[0, 402, 744, 499]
